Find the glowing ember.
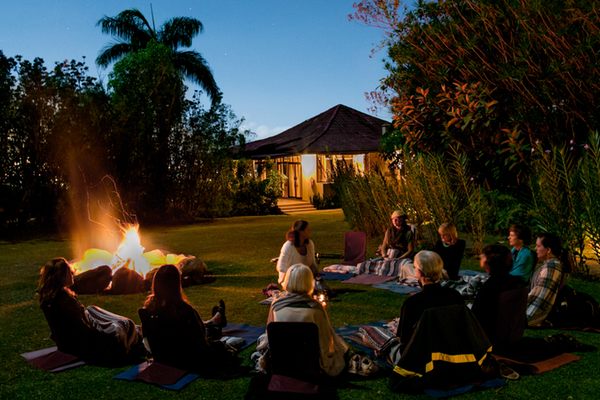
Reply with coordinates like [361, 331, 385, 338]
[72, 224, 186, 277]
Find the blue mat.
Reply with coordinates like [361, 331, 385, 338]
[372, 281, 421, 294]
[115, 361, 200, 390]
[424, 377, 505, 398]
[222, 323, 264, 350]
[320, 272, 354, 281]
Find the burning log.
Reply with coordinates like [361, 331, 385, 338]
[72, 265, 112, 294]
[111, 266, 145, 295]
[70, 225, 210, 295]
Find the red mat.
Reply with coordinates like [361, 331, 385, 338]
[21, 347, 85, 372]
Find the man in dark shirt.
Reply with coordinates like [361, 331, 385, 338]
[396, 250, 463, 354]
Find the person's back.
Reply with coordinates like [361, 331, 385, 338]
[472, 274, 526, 345]
[38, 258, 136, 365]
[268, 264, 347, 377]
[141, 301, 210, 370]
[396, 251, 463, 354]
[472, 244, 528, 349]
[141, 264, 234, 374]
[41, 288, 100, 357]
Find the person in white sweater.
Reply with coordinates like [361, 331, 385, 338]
[276, 220, 318, 285]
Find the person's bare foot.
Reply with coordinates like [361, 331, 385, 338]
[218, 299, 227, 327]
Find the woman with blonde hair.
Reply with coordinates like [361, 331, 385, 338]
[434, 222, 466, 280]
[266, 263, 348, 377]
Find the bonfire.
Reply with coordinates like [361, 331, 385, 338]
[71, 224, 189, 287]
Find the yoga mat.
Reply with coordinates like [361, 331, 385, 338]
[372, 281, 421, 295]
[494, 352, 580, 375]
[319, 272, 354, 281]
[115, 361, 200, 390]
[342, 274, 397, 285]
[424, 377, 505, 398]
[21, 346, 85, 372]
[222, 323, 265, 350]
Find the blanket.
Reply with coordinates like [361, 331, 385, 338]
[336, 321, 394, 356]
[221, 323, 265, 350]
[356, 257, 412, 276]
[441, 273, 489, 298]
[341, 274, 397, 285]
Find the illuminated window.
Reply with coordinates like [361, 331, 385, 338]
[316, 154, 354, 183]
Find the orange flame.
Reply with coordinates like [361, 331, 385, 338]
[72, 224, 186, 277]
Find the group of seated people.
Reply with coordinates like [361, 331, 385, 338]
[36, 217, 572, 390]
[269, 218, 571, 372]
[38, 258, 233, 374]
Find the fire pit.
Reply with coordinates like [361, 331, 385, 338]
[70, 224, 204, 294]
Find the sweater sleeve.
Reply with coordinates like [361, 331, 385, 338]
[276, 241, 293, 283]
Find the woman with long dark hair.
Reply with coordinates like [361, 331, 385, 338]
[38, 258, 144, 365]
[527, 233, 569, 326]
[275, 220, 318, 284]
[140, 264, 235, 373]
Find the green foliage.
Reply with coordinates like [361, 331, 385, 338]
[580, 133, 600, 265]
[108, 42, 186, 220]
[97, 8, 221, 105]
[353, 0, 600, 189]
[230, 162, 282, 216]
[309, 192, 340, 210]
[0, 54, 111, 230]
[482, 190, 531, 234]
[332, 148, 488, 252]
[529, 141, 590, 274]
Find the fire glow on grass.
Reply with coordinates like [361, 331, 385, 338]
[71, 224, 185, 276]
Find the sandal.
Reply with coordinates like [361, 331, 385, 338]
[358, 356, 379, 377]
[347, 354, 361, 375]
[499, 364, 520, 380]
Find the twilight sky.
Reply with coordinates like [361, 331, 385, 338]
[0, 0, 392, 139]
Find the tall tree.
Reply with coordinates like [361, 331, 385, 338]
[96, 8, 221, 105]
[352, 0, 600, 189]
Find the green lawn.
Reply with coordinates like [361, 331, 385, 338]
[1, 209, 599, 399]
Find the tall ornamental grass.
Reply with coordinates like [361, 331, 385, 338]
[531, 132, 600, 274]
[332, 148, 488, 253]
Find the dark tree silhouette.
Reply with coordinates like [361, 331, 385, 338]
[96, 8, 221, 105]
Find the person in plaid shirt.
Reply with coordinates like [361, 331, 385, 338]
[527, 233, 568, 326]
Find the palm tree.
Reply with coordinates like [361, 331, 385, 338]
[96, 8, 221, 105]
